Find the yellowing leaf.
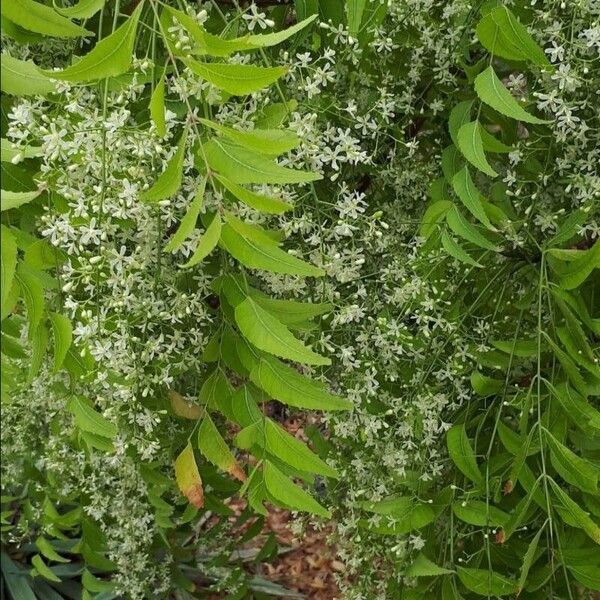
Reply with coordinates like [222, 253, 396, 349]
[42, 3, 143, 81]
[168, 389, 203, 420]
[184, 59, 287, 95]
[1, 0, 91, 38]
[141, 129, 188, 202]
[234, 297, 330, 366]
[175, 442, 204, 508]
[475, 67, 551, 125]
[197, 414, 246, 481]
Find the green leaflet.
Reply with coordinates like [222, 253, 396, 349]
[549, 478, 600, 544]
[457, 567, 517, 597]
[15, 265, 45, 334]
[219, 223, 324, 277]
[149, 68, 167, 138]
[568, 565, 600, 592]
[140, 129, 188, 202]
[549, 382, 600, 435]
[199, 119, 299, 156]
[518, 524, 545, 594]
[250, 293, 332, 325]
[557, 240, 599, 290]
[475, 67, 550, 125]
[1, 226, 17, 312]
[264, 418, 338, 478]
[360, 496, 436, 535]
[42, 3, 143, 81]
[1, 0, 91, 38]
[82, 569, 114, 593]
[441, 145, 463, 183]
[475, 7, 551, 69]
[28, 321, 48, 382]
[197, 414, 246, 482]
[456, 121, 498, 178]
[164, 179, 206, 252]
[544, 333, 588, 397]
[263, 461, 330, 517]
[448, 100, 473, 147]
[480, 127, 513, 153]
[31, 554, 60, 583]
[405, 553, 454, 577]
[184, 59, 287, 96]
[1, 139, 42, 163]
[234, 297, 330, 366]
[35, 537, 69, 563]
[250, 355, 351, 411]
[346, 0, 366, 37]
[420, 200, 452, 239]
[215, 174, 292, 214]
[204, 138, 321, 184]
[224, 212, 281, 247]
[545, 431, 598, 494]
[471, 371, 503, 396]
[452, 500, 509, 527]
[166, 7, 316, 56]
[68, 396, 117, 439]
[53, 0, 105, 19]
[1, 188, 41, 211]
[451, 166, 495, 230]
[446, 205, 498, 251]
[441, 230, 482, 268]
[182, 212, 221, 268]
[446, 424, 483, 487]
[492, 339, 538, 357]
[49, 312, 72, 371]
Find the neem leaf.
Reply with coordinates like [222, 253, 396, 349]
[250, 355, 352, 411]
[184, 59, 287, 96]
[1, 225, 17, 312]
[264, 418, 338, 478]
[475, 67, 551, 125]
[175, 442, 204, 508]
[31, 554, 61, 583]
[219, 223, 324, 277]
[456, 121, 498, 178]
[420, 200, 452, 239]
[558, 240, 599, 290]
[42, 3, 142, 81]
[441, 230, 482, 268]
[182, 212, 221, 268]
[405, 553, 454, 577]
[68, 396, 117, 439]
[150, 67, 167, 138]
[49, 312, 72, 372]
[250, 293, 332, 325]
[164, 179, 206, 252]
[446, 205, 498, 251]
[215, 173, 292, 214]
[35, 537, 70, 564]
[1, 188, 41, 211]
[451, 166, 495, 230]
[446, 424, 483, 487]
[197, 413, 246, 482]
[1, 0, 91, 38]
[263, 461, 330, 517]
[234, 297, 330, 366]
[141, 129, 188, 202]
[168, 389, 203, 420]
[346, 0, 366, 37]
[15, 264, 45, 333]
[457, 567, 517, 597]
[199, 119, 299, 156]
[448, 100, 473, 147]
[204, 138, 321, 184]
[452, 500, 509, 527]
[1, 139, 42, 163]
[53, 0, 105, 20]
